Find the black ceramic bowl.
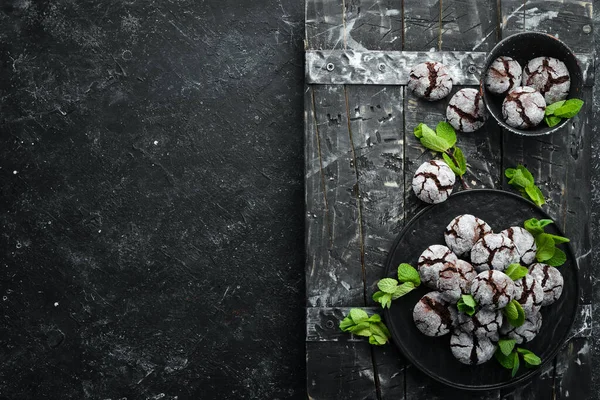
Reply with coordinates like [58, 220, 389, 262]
[482, 32, 583, 136]
[384, 189, 578, 390]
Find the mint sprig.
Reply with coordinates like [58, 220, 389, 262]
[414, 122, 468, 184]
[495, 345, 542, 377]
[503, 299, 525, 327]
[523, 218, 569, 267]
[505, 263, 529, 281]
[505, 165, 545, 207]
[339, 309, 391, 346]
[373, 263, 420, 309]
[457, 294, 477, 316]
[544, 98, 584, 127]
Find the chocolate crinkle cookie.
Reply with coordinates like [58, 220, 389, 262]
[413, 292, 457, 337]
[470, 233, 518, 272]
[446, 88, 487, 132]
[500, 311, 542, 344]
[408, 62, 453, 101]
[457, 308, 503, 339]
[444, 214, 492, 256]
[450, 330, 497, 365]
[528, 263, 564, 306]
[513, 274, 544, 314]
[417, 244, 459, 289]
[470, 270, 515, 310]
[501, 226, 537, 265]
[485, 56, 523, 96]
[412, 160, 456, 204]
[522, 56, 570, 104]
[502, 86, 546, 129]
[437, 259, 477, 303]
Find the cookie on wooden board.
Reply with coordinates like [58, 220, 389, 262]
[412, 160, 456, 204]
[446, 88, 487, 132]
[408, 62, 453, 101]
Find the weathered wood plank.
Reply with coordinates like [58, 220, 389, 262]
[498, 360, 556, 400]
[404, 0, 442, 51]
[306, 307, 379, 341]
[441, 0, 499, 51]
[346, 85, 404, 302]
[305, 83, 379, 400]
[499, 1, 593, 398]
[499, 0, 525, 38]
[306, 0, 345, 50]
[307, 342, 378, 400]
[554, 338, 592, 400]
[523, 0, 593, 54]
[344, 0, 403, 50]
[305, 50, 488, 85]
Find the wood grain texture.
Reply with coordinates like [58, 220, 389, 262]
[344, 0, 404, 50]
[404, 0, 442, 51]
[441, 0, 499, 51]
[554, 338, 592, 400]
[306, 0, 345, 49]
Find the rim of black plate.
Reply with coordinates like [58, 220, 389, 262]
[383, 188, 580, 391]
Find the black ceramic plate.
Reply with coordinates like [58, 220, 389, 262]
[383, 189, 578, 391]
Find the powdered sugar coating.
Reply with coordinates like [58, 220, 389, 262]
[522, 56, 570, 104]
[412, 160, 456, 204]
[417, 244, 459, 289]
[444, 214, 492, 256]
[500, 311, 542, 344]
[470, 233, 518, 272]
[408, 62, 453, 101]
[529, 263, 564, 306]
[446, 88, 487, 132]
[502, 86, 546, 129]
[413, 292, 458, 337]
[450, 330, 496, 365]
[457, 308, 503, 339]
[437, 260, 477, 303]
[485, 56, 523, 95]
[470, 270, 515, 310]
[513, 274, 544, 314]
[501, 226, 537, 265]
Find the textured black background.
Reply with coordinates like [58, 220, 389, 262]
[1, 0, 600, 399]
[0, 0, 305, 399]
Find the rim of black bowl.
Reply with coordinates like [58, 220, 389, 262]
[482, 32, 583, 136]
[383, 189, 580, 391]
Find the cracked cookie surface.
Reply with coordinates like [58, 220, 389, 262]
[485, 56, 523, 95]
[470, 233, 518, 272]
[522, 56, 570, 104]
[408, 62, 453, 101]
[470, 270, 515, 310]
[446, 88, 487, 132]
[412, 160, 456, 204]
[413, 292, 457, 337]
[502, 86, 546, 129]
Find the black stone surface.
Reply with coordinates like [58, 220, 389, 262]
[0, 1, 305, 399]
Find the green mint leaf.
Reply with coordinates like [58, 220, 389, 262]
[513, 300, 526, 327]
[397, 263, 421, 285]
[420, 127, 452, 152]
[545, 115, 563, 127]
[524, 184, 546, 207]
[376, 321, 391, 338]
[369, 322, 386, 338]
[348, 321, 371, 336]
[499, 339, 517, 356]
[546, 234, 570, 244]
[443, 152, 462, 176]
[373, 291, 385, 303]
[545, 100, 566, 116]
[508, 169, 532, 189]
[367, 314, 381, 323]
[461, 294, 476, 308]
[523, 353, 542, 367]
[505, 263, 529, 281]
[554, 98, 584, 118]
[391, 282, 416, 300]
[503, 301, 518, 321]
[368, 335, 378, 345]
[454, 147, 467, 175]
[546, 247, 567, 267]
[536, 233, 556, 262]
[539, 219, 554, 228]
[511, 352, 521, 377]
[378, 278, 399, 294]
[414, 123, 429, 139]
[436, 121, 457, 148]
[517, 165, 535, 186]
[339, 316, 355, 331]
[495, 348, 515, 369]
[505, 168, 517, 179]
[524, 218, 544, 236]
[381, 293, 393, 309]
[350, 308, 369, 323]
[373, 334, 388, 345]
